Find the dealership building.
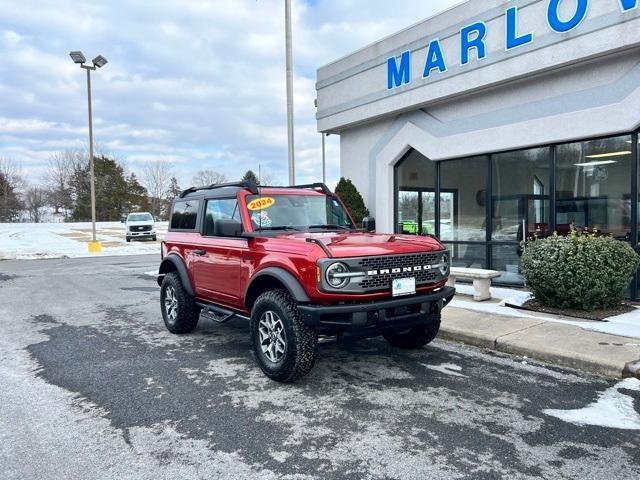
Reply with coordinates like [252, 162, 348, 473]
[316, 0, 640, 296]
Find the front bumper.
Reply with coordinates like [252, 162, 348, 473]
[127, 231, 155, 238]
[298, 286, 455, 338]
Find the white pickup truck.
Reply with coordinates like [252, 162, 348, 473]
[125, 212, 157, 242]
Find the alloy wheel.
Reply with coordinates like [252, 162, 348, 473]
[258, 310, 287, 363]
[164, 285, 178, 324]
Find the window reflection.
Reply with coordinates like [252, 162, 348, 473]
[440, 156, 487, 241]
[492, 147, 551, 241]
[556, 135, 632, 240]
[445, 243, 486, 269]
[396, 150, 436, 235]
[492, 245, 523, 285]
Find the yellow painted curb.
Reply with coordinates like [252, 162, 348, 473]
[87, 241, 102, 253]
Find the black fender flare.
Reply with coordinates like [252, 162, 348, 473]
[245, 267, 310, 308]
[157, 255, 194, 297]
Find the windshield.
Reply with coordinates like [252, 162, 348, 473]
[246, 195, 353, 231]
[128, 213, 153, 222]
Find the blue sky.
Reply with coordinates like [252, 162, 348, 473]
[0, 0, 459, 189]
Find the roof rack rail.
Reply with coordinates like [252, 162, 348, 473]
[259, 183, 333, 195]
[180, 181, 259, 198]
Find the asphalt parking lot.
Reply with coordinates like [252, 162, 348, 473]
[1, 255, 639, 480]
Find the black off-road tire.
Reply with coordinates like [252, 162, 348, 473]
[126, 237, 131, 243]
[250, 290, 318, 383]
[152, 235, 157, 242]
[384, 315, 441, 349]
[160, 272, 200, 334]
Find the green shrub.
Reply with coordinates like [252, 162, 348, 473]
[335, 177, 369, 226]
[521, 229, 640, 311]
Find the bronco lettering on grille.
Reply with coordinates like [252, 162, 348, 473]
[367, 265, 433, 276]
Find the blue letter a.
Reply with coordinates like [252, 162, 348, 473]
[619, 0, 638, 11]
[387, 51, 411, 90]
[423, 39, 447, 78]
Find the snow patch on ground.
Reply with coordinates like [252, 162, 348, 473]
[451, 285, 640, 339]
[543, 378, 640, 430]
[0, 221, 167, 260]
[422, 362, 466, 378]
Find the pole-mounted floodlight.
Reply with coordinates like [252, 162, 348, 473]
[69, 50, 108, 253]
[92, 55, 108, 68]
[69, 51, 86, 64]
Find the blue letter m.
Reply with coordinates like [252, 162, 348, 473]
[387, 51, 411, 90]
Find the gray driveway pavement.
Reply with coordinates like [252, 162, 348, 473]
[1, 255, 639, 479]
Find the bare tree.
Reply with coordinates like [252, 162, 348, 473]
[46, 150, 78, 218]
[0, 158, 23, 222]
[191, 170, 227, 188]
[142, 160, 173, 218]
[24, 186, 48, 223]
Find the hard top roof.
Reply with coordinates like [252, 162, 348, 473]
[178, 182, 333, 200]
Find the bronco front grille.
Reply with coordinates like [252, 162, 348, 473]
[358, 253, 440, 291]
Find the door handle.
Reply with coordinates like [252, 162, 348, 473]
[193, 249, 206, 256]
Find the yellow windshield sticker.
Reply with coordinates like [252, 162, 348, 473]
[247, 197, 275, 211]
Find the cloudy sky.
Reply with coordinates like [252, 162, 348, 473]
[0, 0, 459, 189]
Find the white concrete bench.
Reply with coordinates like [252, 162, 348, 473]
[446, 267, 501, 302]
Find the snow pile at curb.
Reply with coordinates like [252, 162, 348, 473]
[451, 284, 640, 340]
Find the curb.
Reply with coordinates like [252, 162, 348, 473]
[439, 326, 639, 379]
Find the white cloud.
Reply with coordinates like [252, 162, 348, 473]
[0, 0, 460, 190]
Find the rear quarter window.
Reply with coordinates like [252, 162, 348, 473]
[170, 200, 200, 230]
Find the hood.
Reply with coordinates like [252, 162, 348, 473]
[278, 231, 444, 258]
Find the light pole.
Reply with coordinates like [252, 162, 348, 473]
[285, 0, 295, 186]
[321, 133, 326, 184]
[69, 51, 108, 253]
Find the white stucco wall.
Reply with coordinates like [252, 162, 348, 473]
[317, 0, 640, 233]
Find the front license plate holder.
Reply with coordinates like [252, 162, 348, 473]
[392, 277, 416, 297]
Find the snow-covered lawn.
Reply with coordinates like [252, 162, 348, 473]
[0, 221, 167, 260]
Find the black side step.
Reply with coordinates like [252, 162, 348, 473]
[197, 302, 249, 323]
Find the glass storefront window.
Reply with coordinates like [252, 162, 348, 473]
[556, 135, 632, 240]
[445, 243, 487, 269]
[492, 147, 551, 241]
[440, 156, 487, 241]
[492, 245, 523, 285]
[392, 133, 638, 297]
[396, 150, 435, 235]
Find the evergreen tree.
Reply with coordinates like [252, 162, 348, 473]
[125, 173, 150, 214]
[0, 170, 22, 222]
[70, 155, 132, 221]
[335, 177, 370, 226]
[162, 177, 182, 219]
[242, 170, 260, 185]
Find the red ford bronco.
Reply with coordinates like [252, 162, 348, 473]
[158, 181, 454, 382]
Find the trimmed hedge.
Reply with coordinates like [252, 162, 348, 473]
[521, 230, 640, 311]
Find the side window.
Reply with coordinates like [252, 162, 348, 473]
[204, 199, 240, 236]
[170, 200, 200, 230]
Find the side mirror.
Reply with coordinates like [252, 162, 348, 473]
[362, 217, 376, 232]
[214, 219, 243, 237]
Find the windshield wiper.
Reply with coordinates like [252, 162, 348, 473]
[255, 226, 301, 232]
[308, 224, 351, 231]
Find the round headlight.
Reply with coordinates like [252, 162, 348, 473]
[325, 262, 350, 289]
[439, 254, 449, 275]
